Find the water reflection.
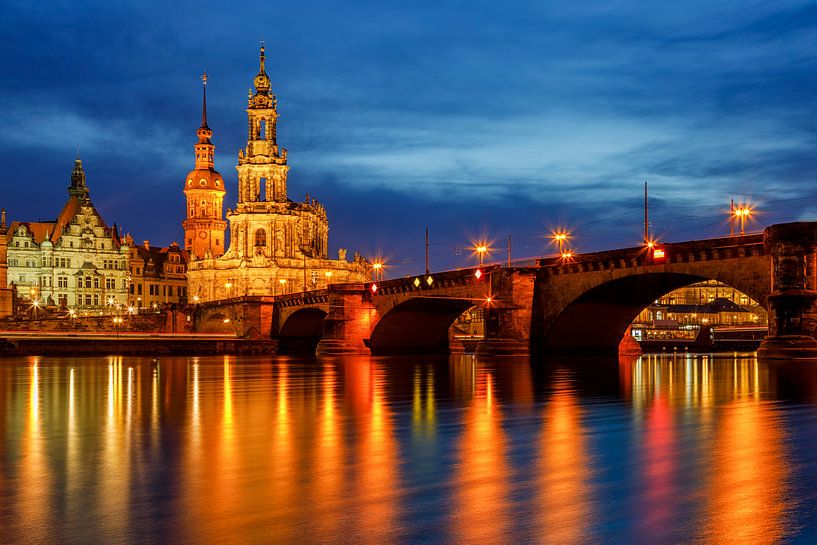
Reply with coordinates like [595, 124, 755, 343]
[454, 368, 509, 543]
[0, 353, 812, 544]
[537, 371, 594, 544]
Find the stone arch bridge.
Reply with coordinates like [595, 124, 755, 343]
[193, 222, 817, 358]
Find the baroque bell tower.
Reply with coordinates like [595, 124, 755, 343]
[235, 44, 290, 207]
[183, 72, 227, 259]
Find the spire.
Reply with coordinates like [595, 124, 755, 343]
[253, 41, 271, 94]
[200, 70, 209, 129]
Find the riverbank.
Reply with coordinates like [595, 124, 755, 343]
[0, 332, 277, 356]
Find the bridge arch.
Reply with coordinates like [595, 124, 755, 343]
[539, 271, 769, 355]
[370, 297, 475, 355]
[278, 307, 328, 353]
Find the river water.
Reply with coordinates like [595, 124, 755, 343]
[1, 353, 816, 544]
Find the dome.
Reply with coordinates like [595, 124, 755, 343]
[184, 168, 225, 193]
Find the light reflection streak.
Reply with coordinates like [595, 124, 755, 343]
[20, 358, 48, 538]
[311, 363, 344, 541]
[454, 370, 508, 544]
[355, 360, 400, 544]
[537, 375, 593, 544]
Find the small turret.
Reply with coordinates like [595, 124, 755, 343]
[68, 157, 90, 202]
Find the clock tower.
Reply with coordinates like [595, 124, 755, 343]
[183, 72, 227, 259]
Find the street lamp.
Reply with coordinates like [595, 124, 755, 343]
[734, 206, 751, 236]
[224, 281, 232, 298]
[278, 278, 287, 295]
[324, 271, 333, 286]
[560, 250, 574, 262]
[551, 231, 570, 255]
[475, 243, 489, 266]
[372, 261, 384, 281]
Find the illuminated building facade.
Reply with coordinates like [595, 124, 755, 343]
[126, 238, 188, 309]
[5, 159, 131, 311]
[634, 280, 767, 327]
[187, 47, 370, 301]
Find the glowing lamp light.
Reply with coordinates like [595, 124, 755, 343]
[653, 248, 666, 260]
[223, 318, 230, 324]
[485, 296, 493, 304]
[371, 283, 378, 294]
[426, 276, 434, 286]
[474, 269, 483, 280]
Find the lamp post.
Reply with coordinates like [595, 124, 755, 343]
[225, 281, 232, 298]
[324, 271, 333, 287]
[372, 261, 383, 281]
[734, 207, 751, 236]
[552, 231, 570, 255]
[475, 243, 489, 266]
[278, 278, 287, 295]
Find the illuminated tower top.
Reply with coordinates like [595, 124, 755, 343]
[236, 44, 289, 206]
[183, 71, 227, 259]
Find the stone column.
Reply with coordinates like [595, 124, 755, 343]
[316, 285, 373, 355]
[758, 222, 817, 360]
[476, 269, 532, 356]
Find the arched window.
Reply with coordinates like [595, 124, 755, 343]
[255, 229, 267, 247]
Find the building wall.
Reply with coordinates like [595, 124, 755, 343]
[6, 206, 129, 312]
[128, 240, 188, 310]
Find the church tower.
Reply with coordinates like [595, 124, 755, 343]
[235, 44, 290, 206]
[183, 72, 227, 259]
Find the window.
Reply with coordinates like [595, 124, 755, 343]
[106, 278, 115, 290]
[93, 277, 99, 289]
[58, 276, 68, 288]
[137, 284, 142, 295]
[255, 229, 267, 247]
[8, 259, 18, 267]
[93, 295, 99, 306]
[84, 295, 91, 306]
[85, 277, 91, 288]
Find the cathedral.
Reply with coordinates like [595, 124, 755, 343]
[186, 47, 370, 301]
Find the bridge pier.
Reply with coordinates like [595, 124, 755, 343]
[476, 269, 533, 356]
[315, 285, 375, 355]
[759, 222, 817, 361]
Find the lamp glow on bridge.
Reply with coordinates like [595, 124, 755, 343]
[372, 260, 384, 281]
[551, 230, 571, 254]
[473, 242, 490, 266]
[560, 250, 574, 262]
[734, 206, 752, 235]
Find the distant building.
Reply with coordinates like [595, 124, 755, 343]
[634, 280, 767, 327]
[187, 47, 370, 302]
[5, 159, 130, 313]
[127, 238, 188, 309]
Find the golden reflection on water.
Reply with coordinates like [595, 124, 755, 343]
[537, 373, 593, 544]
[353, 358, 400, 544]
[628, 354, 791, 544]
[20, 358, 49, 538]
[454, 368, 509, 544]
[0, 354, 805, 544]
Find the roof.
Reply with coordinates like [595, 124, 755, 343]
[661, 298, 752, 314]
[6, 195, 121, 248]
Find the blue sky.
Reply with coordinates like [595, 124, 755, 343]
[0, 1, 814, 276]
